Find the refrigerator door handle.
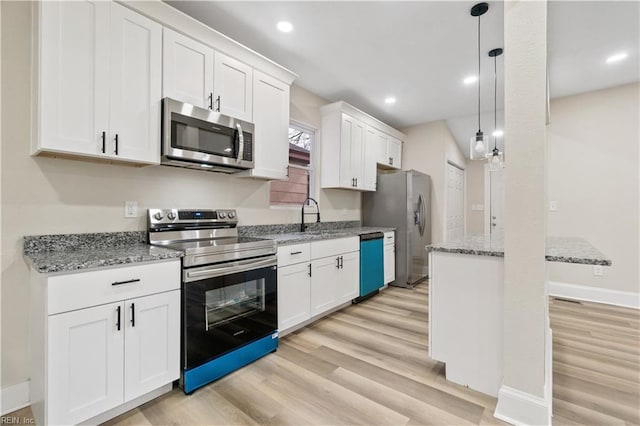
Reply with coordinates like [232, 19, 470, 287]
[418, 194, 426, 237]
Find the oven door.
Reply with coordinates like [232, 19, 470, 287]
[183, 256, 277, 370]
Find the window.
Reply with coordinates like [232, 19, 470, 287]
[270, 122, 315, 206]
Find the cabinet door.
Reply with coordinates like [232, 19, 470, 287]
[108, 3, 162, 164]
[310, 256, 340, 316]
[375, 131, 389, 165]
[39, 0, 110, 156]
[388, 137, 402, 169]
[213, 53, 253, 121]
[162, 28, 214, 109]
[351, 118, 365, 189]
[339, 114, 364, 189]
[245, 70, 290, 179]
[48, 302, 124, 425]
[363, 126, 378, 191]
[384, 244, 396, 284]
[337, 252, 360, 302]
[123, 291, 180, 402]
[278, 263, 311, 332]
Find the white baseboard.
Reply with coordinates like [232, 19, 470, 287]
[548, 281, 640, 309]
[1, 381, 30, 416]
[494, 385, 551, 426]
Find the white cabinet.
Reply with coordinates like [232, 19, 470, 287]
[277, 243, 311, 333]
[239, 70, 290, 180]
[277, 238, 359, 333]
[321, 109, 367, 190]
[36, 1, 162, 164]
[31, 260, 180, 426]
[214, 53, 253, 122]
[383, 231, 396, 284]
[162, 28, 214, 109]
[321, 101, 405, 191]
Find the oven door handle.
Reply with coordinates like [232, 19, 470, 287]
[184, 255, 276, 282]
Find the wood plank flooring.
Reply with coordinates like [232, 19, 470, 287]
[5, 284, 639, 425]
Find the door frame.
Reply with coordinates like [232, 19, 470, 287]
[444, 160, 466, 241]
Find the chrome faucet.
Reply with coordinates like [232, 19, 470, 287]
[301, 197, 320, 232]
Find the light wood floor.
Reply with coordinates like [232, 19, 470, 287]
[6, 284, 639, 425]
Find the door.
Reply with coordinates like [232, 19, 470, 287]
[213, 52, 253, 122]
[123, 291, 180, 402]
[310, 256, 339, 316]
[39, 0, 110, 156]
[48, 302, 124, 425]
[409, 171, 431, 284]
[486, 166, 505, 240]
[363, 126, 378, 191]
[338, 252, 360, 302]
[162, 28, 214, 109]
[109, 3, 162, 164]
[277, 263, 311, 332]
[446, 163, 465, 241]
[248, 70, 289, 179]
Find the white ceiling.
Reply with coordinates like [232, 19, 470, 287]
[165, 1, 639, 158]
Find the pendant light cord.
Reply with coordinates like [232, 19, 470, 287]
[477, 14, 481, 132]
[494, 54, 497, 150]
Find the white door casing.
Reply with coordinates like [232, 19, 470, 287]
[446, 162, 465, 241]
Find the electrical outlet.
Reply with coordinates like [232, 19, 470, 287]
[593, 265, 603, 276]
[549, 200, 558, 211]
[124, 201, 138, 218]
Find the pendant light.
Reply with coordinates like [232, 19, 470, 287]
[488, 47, 504, 171]
[469, 2, 489, 160]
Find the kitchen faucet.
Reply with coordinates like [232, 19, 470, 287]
[301, 197, 320, 232]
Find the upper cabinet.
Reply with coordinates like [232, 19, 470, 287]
[237, 70, 290, 180]
[213, 53, 253, 122]
[320, 101, 405, 191]
[36, 1, 162, 164]
[162, 28, 214, 109]
[162, 29, 252, 122]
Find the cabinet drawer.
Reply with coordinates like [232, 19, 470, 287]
[383, 231, 395, 245]
[277, 243, 311, 267]
[48, 260, 180, 315]
[311, 237, 359, 260]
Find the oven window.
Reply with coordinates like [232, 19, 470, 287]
[172, 119, 235, 158]
[205, 279, 265, 330]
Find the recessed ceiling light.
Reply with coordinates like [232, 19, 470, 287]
[606, 52, 628, 64]
[277, 21, 293, 33]
[384, 97, 396, 104]
[492, 129, 504, 137]
[463, 75, 478, 85]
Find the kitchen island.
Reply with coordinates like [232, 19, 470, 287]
[426, 236, 611, 397]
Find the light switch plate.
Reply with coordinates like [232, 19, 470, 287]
[124, 201, 138, 218]
[549, 200, 558, 211]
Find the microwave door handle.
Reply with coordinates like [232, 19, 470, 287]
[236, 123, 244, 162]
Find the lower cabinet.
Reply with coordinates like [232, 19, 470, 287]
[31, 260, 181, 426]
[383, 231, 396, 284]
[277, 238, 359, 334]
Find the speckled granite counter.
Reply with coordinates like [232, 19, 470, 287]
[24, 232, 183, 274]
[252, 226, 395, 246]
[426, 236, 611, 266]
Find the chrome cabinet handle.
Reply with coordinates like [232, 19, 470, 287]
[111, 278, 140, 286]
[336, 257, 340, 269]
[130, 303, 135, 327]
[208, 93, 213, 110]
[215, 95, 221, 112]
[101, 131, 106, 154]
[290, 251, 302, 255]
[308, 263, 312, 277]
[116, 306, 121, 331]
[389, 157, 393, 165]
[114, 134, 119, 155]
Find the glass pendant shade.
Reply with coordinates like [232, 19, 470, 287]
[470, 131, 488, 160]
[488, 147, 504, 171]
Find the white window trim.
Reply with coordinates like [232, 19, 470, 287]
[270, 119, 319, 209]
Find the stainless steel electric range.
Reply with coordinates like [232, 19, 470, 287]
[148, 208, 278, 394]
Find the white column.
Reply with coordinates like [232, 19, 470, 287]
[495, 1, 551, 425]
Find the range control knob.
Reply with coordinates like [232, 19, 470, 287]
[218, 211, 227, 219]
[167, 212, 176, 221]
[153, 212, 163, 221]
[228, 211, 236, 219]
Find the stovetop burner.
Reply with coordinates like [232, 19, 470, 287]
[147, 208, 276, 267]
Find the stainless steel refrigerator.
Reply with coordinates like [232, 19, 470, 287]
[362, 170, 431, 288]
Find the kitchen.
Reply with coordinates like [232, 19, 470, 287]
[1, 1, 639, 426]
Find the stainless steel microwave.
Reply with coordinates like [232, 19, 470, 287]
[161, 97, 254, 173]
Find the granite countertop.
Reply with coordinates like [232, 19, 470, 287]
[24, 232, 183, 274]
[426, 236, 611, 266]
[256, 226, 395, 246]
